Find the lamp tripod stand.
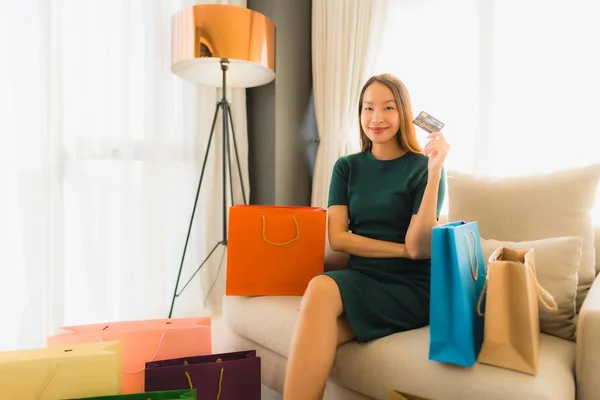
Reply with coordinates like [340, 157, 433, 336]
[168, 3, 275, 317]
[168, 59, 247, 318]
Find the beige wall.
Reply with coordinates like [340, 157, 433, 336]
[247, 0, 318, 206]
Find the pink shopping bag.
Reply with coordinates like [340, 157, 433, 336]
[47, 317, 211, 394]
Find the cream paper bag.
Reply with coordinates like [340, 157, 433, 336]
[0, 341, 122, 399]
[477, 247, 557, 375]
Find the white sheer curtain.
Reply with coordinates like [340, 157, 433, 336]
[310, 0, 390, 208]
[374, 0, 600, 221]
[0, 0, 249, 351]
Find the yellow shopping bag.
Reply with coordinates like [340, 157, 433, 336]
[0, 341, 122, 400]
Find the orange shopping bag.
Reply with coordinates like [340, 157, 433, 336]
[226, 205, 327, 296]
[46, 317, 211, 394]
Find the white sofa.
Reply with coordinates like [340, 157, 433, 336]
[214, 166, 600, 400]
[214, 225, 600, 400]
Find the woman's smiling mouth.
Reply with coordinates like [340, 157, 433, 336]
[370, 127, 389, 134]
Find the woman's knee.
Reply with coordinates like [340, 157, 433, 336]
[300, 275, 343, 316]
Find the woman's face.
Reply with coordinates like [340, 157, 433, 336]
[360, 82, 400, 147]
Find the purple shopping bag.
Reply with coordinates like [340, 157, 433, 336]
[144, 350, 261, 400]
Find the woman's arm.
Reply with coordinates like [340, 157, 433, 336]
[328, 205, 410, 258]
[405, 169, 442, 260]
[405, 131, 450, 260]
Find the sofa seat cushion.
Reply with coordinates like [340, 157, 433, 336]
[224, 296, 300, 358]
[224, 295, 576, 400]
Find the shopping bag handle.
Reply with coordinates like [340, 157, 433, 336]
[476, 281, 487, 317]
[262, 215, 300, 246]
[184, 358, 225, 400]
[476, 258, 559, 316]
[36, 362, 59, 400]
[527, 261, 559, 311]
[464, 231, 479, 281]
[99, 332, 166, 374]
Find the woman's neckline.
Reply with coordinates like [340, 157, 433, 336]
[366, 148, 410, 162]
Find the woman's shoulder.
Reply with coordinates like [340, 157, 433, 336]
[386, 150, 427, 173]
[404, 151, 447, 182]
[342, 151, 368, 161]
[334, 152, 368, 168]
[406, 150, 427, 163]
[401, 152, 430, 186]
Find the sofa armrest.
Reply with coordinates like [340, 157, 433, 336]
[576, 273, 600, 400]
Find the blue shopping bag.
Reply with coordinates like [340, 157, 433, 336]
[428, 221, 486, 367]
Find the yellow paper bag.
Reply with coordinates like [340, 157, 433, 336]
[0, 341, 122, 400]
[477, 247, 557, 375]
[389, 389, 431, 400]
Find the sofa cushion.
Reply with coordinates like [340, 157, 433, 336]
[224, 296, 299, 358]
[223, 295, 576, 400]
[446, 164, 600, 312]
[336, 327, 575, 400]
[480, 236, 582, 341]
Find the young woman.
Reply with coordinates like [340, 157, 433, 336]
[283, 73, 450, 400]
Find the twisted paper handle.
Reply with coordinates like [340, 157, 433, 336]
[464, 231, 479, 281]
[184, 358, 225, 400]
[476, 257, 558, 316]
[527, 261, 559, 311]
[99, 332, 166, 373]
[262, 215, 300, 246]
[476, 280, 488, 317]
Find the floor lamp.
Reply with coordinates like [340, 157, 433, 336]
[168, 4, 275, 318]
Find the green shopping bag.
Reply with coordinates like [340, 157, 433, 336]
[71, 389, 196, 399]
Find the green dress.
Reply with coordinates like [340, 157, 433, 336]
[325, 149, 446, 343]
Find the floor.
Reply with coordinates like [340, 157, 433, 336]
[262, 384, 283, 400]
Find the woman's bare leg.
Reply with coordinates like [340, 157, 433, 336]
[313, 316, 355, 399]
[283, 275, 355, 400]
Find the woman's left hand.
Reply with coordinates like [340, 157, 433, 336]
[423, 131, 450, 173]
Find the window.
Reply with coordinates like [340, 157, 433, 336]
[375, 0, 600, 220]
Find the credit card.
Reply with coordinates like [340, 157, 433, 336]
[413, 111, 445, 133]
